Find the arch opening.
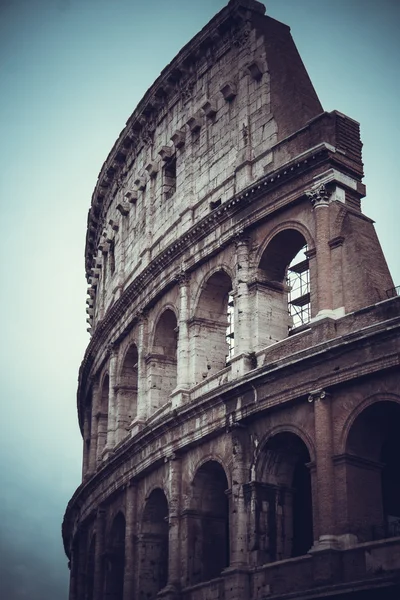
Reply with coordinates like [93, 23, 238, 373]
[256, 229, 310, 349]
[117, 343, 138, 440]
[104, 512, 126, 600]
[187, 460, 230, 585]
[345, 400, 400, 541]
[255, 432, 313, 563]
[191, 271, 233, 383]
[139, 489, 169, 599]
[148, 309, 178, 412]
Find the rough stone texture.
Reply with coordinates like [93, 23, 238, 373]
[64, 2, 400, 600]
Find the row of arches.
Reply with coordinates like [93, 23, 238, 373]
[74, 399, 400, 599]
[85, 228, 312, 468]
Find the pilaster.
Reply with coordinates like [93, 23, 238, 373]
[104, 345, 118, 456]
[88, 379, 100, 474]
[123, 483, 137, 600]
[93, 508, 106, 600]
[308, 389, 338, 551]
[307, 184, 334, 319]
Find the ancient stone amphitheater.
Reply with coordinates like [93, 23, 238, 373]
[63, 1, 400, 599]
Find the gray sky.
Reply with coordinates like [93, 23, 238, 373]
[0, 1, 399, 598]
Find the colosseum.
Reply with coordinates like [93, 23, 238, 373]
[63, 1, 400, 599]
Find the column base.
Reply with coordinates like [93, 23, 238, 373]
[128, 418, 146, 437]
[222, 565, 250, 599]
[101, 446, 115, 461]
[309, 535, 341, 552]
[170, 387, 191, 409]
[312, 306, 345, 322]
[229, 352, 256, 379]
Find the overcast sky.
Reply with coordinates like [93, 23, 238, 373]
[0, 1, 399, 598]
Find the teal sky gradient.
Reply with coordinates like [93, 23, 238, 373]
[0, 1, 398, 598]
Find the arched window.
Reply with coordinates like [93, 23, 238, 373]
[148, 309, 178, 413]
[255, 229, 310, 350]
[191, 271, 233, 383]
[139, 489, 169, 599]
[97, 375, 109, 462]
[104, 513, 126, 600]
[345, 401, 400, 541]
[187, 461, 230, 585]
[255, 432, 313, 563]
[116, 343, 138, 441]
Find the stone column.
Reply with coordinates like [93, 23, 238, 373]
[307, 184, 333, 318]
[137, 312, 148, 423]
[234, 233, 252, 355]
[229, 426, 249, 566]
[82, 408, 91, 479]
[93, 508, 106, 600]
[123, 483, 137, 600]
[88, 380, 100, 474]
[167, 454, 182, 593]
[222, 426, 251, 599]
[308, 389, 338, 550]
[105, 345, 118, 454]
[176, 272, 190, 389]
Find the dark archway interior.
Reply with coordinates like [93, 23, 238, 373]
[189, 461, 230, 584]
[85, 535, 95, 600]
[258, 432, 313, 562]
[259, 229, 306, 282]
[346, 401, 400, 540]
[105, 513, 126, 600]
[139, 489, 169, 599]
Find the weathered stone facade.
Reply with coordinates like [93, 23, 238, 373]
[63, 1, 400, 599]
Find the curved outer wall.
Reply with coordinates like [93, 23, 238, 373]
[64, 2, 400, 600]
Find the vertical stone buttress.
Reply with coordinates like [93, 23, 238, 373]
[308, 185, 333, 317]
[123, 483, 137, 600]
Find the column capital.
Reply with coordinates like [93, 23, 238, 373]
[234, 229, 250, 248]
[308, 388, 331, 403]
[106, 341, 118, 358]
[307, 183, 331, 208]
[175, 269, 190, 286]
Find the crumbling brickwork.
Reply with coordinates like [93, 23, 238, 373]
[63, 2, 400, 599]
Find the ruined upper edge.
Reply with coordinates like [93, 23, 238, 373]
[84, 1, 269, 276]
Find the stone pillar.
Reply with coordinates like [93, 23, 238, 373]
[82, 408, 91, 479]
[93, 508, 106, 600]
[137, 312, 149, 423]
[123, 483, 137, 600]
[105, 345, 118, 454]
[167, 454, 182, 593]
[222, 426, 250, 600]
[234, 233, 252, 355]
[230, 426, 249, 566]
[88, 380, 100, 474]
[176, 272, 190, 389]
[307, 184, 333, 318]
[308, 389, 338, 550]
